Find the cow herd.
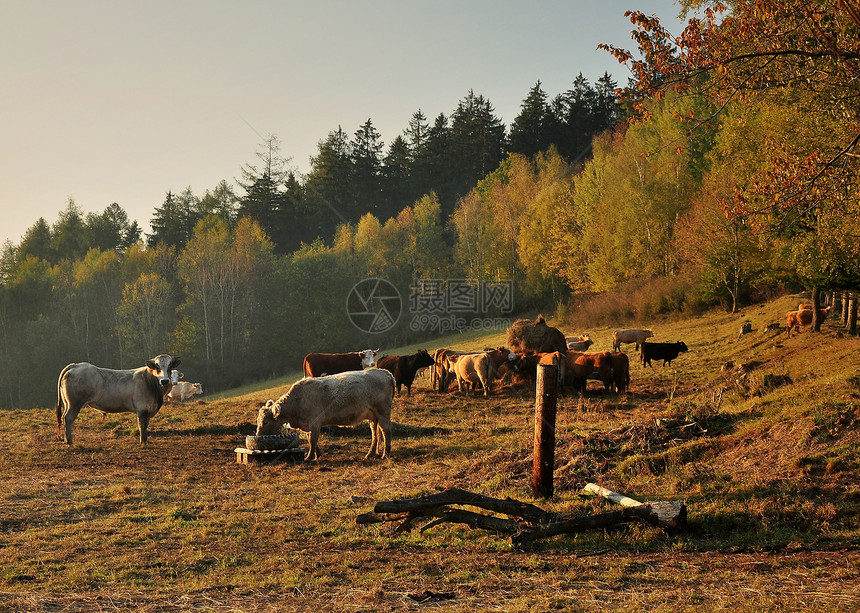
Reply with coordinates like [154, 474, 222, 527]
[52, 321, 689, 457]
[264, 323, 689, 460]
[53, 299, 837, 456]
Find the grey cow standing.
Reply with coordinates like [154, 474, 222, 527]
[56, 354, 180, 445]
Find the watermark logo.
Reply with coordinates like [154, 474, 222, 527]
[347, 278, 402, 334]
[409, 278, 514, 334]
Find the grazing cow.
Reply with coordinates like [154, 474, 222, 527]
[612, 328, 655, 352]
[484, 346, 518, 380]
[256, 368, 395, 461]
[446, 352, 493, 397]
[786, 306, 831, 338]
[431, 348, 483, 392]
[538, 351, 567, 391]
[566, 334, 594, 351]
[506, 315, 567, 354]
[510, 352, 553, 385]
[641, 341, 688, 367]
[377, 349, 435, 396]
[609, 351, 630, 393]
[302, 349, 378, 377]
[167, 381, 203, 402]
[564, 351, 614, 393]
[56, 354, 180, 445]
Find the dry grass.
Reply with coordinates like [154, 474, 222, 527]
[0, 294, 858, 611]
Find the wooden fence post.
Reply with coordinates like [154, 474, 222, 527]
[533, 363, 558, 499]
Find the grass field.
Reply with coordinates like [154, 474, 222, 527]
[0, 294, 858, 611]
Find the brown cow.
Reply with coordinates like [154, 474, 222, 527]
[446, 352, 493, 397]
[786, 306, 831, 338]
[432, 348, 490, 392]
[302, 349, 378, 377]
[564, 351, 613, 393]
[609, 351, 630, 393]
[538, 351, 567, 392]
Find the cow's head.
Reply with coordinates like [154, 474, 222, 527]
[256, 405, 281, 436]
[147, 354, 181, 389]
[415, 349, 435, 368]
[170, 370, 184, 385]
[358, 348, 379, 368]
[192, 383, 203, 395]
[646, 330, 655, 339]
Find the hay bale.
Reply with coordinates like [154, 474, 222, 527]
[506, 315, 567, 354]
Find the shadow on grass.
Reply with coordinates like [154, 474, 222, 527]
[322, 422, 452, 438]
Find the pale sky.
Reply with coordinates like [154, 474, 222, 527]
[0, 0, 685, 247]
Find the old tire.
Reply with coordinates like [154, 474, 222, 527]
[245, 433, 299, 451]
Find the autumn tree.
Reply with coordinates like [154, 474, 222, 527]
[117, 272, 174, 361]
[603, 1, 860, 310]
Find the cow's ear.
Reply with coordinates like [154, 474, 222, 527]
[171, 357, 181, 369]
[146, 360, 157, 370]
[374, 348, 380, 354]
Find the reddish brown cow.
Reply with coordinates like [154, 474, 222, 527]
[564, 351, 613, 393]
[786, 307, 831, 338]
[302, 349, 378, 377]
[538, 351, 567, 392]
[609, 351, 630, 393]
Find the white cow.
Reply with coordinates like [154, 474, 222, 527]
[256, 368, 395, 461]
[167, 381, 203, 402]
[612, 328, 655, 352]
[56, 354, 180, 445]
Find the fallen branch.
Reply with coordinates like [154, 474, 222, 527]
[512, 506, 654, 545]
[373, 487, 553, 523]
[582, 483, 687, 532]
[359, 486, 687, 543]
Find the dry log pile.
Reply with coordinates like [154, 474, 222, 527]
[357, 485, 686, 544]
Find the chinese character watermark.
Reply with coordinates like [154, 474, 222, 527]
[408, 278, 514, 334]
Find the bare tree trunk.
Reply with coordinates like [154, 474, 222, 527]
[849, 293, 858, 336]
[843, 291, 850, 327]
[812, 286, 823, 332]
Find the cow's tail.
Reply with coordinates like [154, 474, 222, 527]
[56, 363, 73, 441]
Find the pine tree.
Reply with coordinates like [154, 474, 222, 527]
[351, 119, 384, 217]
[237, 135, 290, 242]
[449, 91, 506, 200]
[509, 81, 556, 157]
[305, 127, 353, 234]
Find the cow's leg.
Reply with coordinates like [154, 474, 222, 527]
[366, 417, 380, 458]
[375, 414, 391, 459]
[62, 402, 83, 446]
[137, 412, 150, 444]
[307, 426, 321, 461]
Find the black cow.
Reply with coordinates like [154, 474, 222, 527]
[641, 341, 688, 367]
[377, 349, 436, 395]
